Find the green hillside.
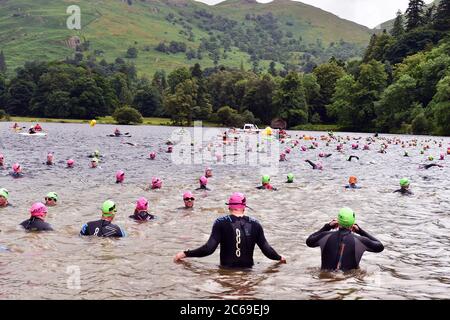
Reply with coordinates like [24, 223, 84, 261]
[0, 0, 372, 76]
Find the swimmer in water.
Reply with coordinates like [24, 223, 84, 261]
[129, 197, 155, 222]
[345, 176, 361, 189]
[114, 128, 121, 136]
[149, 152, 156, 160]
[305, 160, 323, 170]
[306, 207, 384, 271]
[404, 151, 409, 157]
[420, 163, 444, 170]
[347, 156, 359, 162]
[90, 158, 99, 168]
[116, 170, 125, 184]
[11, 163, 23, 178]
[394, 178, 413, 195]
[205, 167, 213, 178]
[0, 154, 4, 168]
[88, 150, 100, 158]
[20, 203, 53, 232]
[0, 188, 9, 207]
[183, 192, 195, 209]
[257, 175, 277, 190]
[80, 200, 126, 237]
[44, 192, 58, 207]
[151, 177, 162, 189]
[173, 192, 286, 267]
[286, 173, 294, 183]
[46, 153, 54, 165]
[67, 159, 74, 168]
[196, 176, 210, 191]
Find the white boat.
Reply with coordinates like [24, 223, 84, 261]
[238, 124, 260, 134]
[18, 132, 47, 136]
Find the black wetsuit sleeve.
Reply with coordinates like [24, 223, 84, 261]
[305, 160, 316, 168]
[255, 223, 281, 261]
[354, 227, 384, 253]
[185, 221, 221, 258]
[306, 224, 332, 247]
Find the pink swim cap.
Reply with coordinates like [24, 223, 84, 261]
[30, 202, 48, 218]
[352, 144, 358, 149]
[316, 163, 323, 170]
[285, 148, 291, 154]
[440, 153, 444, 160]
[149, 152, 156, 159]
[116, 170, 125, 183]
[280, 153, 286, 161]
[12, 163, 21, 173]
[319, 153, 325, 157]
[151, 177, 162, 189]
[199, 176, 208, 186]
[183, 191, 195, 200]
[227, 192, 246, 210]
[301, 146, 307, 151]
[0, 154, 4, 160]
[167, 146, 173, 153]
[67, 159, 74, 166]
[136, 197, 148, 211]
[47, 153, 53, 160]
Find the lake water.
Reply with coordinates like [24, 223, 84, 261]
[0, 122, 449, 299]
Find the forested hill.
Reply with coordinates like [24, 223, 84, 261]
[0, 0, 371, 76]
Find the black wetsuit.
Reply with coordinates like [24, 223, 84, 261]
[129, 211, 155, 222]
[184, 215, 282, 268]
[422, 164, 443, 169]
[347, 156, 360, 161]
[20, 217, 53, 231]
[306, 224, 384, 271]
[256, 184, 277, 191]
[394, 188, 413, 195]
[80, 219, 126, 237]
[305, 160, 319, 169]
[196, 185, 211, 191]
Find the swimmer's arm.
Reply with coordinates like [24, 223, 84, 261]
[80, 224, 88, 236]
[306, 224, 332, 248]
[255, 223, 282, 261]
[119, 227, 127, 237]
[184, 223, 220, 258]
[354, 227, 384, 253]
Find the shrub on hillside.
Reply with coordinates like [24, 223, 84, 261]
[113, 106, 143, 125]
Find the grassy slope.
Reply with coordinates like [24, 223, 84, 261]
[0, 0, 371, 76]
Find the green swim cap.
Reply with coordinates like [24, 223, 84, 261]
[102, 200, 116, 216]
[46, 192, 58, 201]
[400, 178, 410, 187]
[428, 156, 434, 161]
[94, 150, 100, 157]
[262, 175, 270, 184]
[287, 173, 294, 182]
[0, 188, 9, 199]
[338, 207, 355, 228]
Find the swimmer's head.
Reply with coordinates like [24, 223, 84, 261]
[205, 167, 212, 178]
[0, 154, 4, 161]
[199, 176, 208, 186]
[45, 192, 58, 206]
[12, 163, 21, 173]
[428, 155, 434, 161]
[91, 158, 99, 168]
[135, 197, 148, 212]
[440, 153, 444, 160]
[94, 150, 100, 157]
[400, 178, 410, 188]
[338, 207, 355, 229]
[287, 173, 294, 183]
[101, 200, 117, 218]
[47, 153, 53, 162]
[30, 202, 48, 219]
[0, 188, 9, 206]
[262, 175, 270, 185]
[226, 192, 246, 212]
[349, 176, 357, 185]
[67, 159, 74, 167]
[151, 177, 162, 189]
[116, 170, 125, 183]
[149, 152, 156, 160]
[183, 191, 195, 208]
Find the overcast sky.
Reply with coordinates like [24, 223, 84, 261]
[195, 0, 435, 28]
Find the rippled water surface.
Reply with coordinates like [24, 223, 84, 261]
[0, 122, 449, 299]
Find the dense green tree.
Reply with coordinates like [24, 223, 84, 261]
[165, 79, 199, 126]
[0, 51, 6, 74]
[273, 72, 308, 127]
[0, 74, 6, 107]
[405, 0, 426, 31]
[391, 10, 405, 38]
[110, 73, 133, 105]
[167, 67, 191, 94]
[113, 106, 143, 124]
[243, 74, 275, 124]
[430, 75, 450, 135]
[434, 0, 450, 31]
[6, 79, 35, 116]
[152, 70, 167, 93]
[133, 85, 162, 117]
[313, 61, 345, 122]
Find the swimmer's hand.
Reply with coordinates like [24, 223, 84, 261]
[174, 251, 186, 262]
[329, 219, 339, 229]
[279, 256, 287, 264]
[351, 224, 360, 233]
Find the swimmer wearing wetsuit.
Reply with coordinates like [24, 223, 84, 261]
[306, 208, 384, 271]
[305, 160, 322, 170]
[80, 200, 126, 237]
[394, 178, 413, 195]
[257, 175, 277, 190]
[20, 203, 53, 231]
[129, 197, 155, 222]
[347, 156, 359, 161]
[174, 192, 286, 268]
[420, 163, 443, 170]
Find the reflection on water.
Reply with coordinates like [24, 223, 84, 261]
[0, 122, 449, 299]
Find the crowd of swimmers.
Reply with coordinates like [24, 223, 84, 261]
[0, 129, 448, 273]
